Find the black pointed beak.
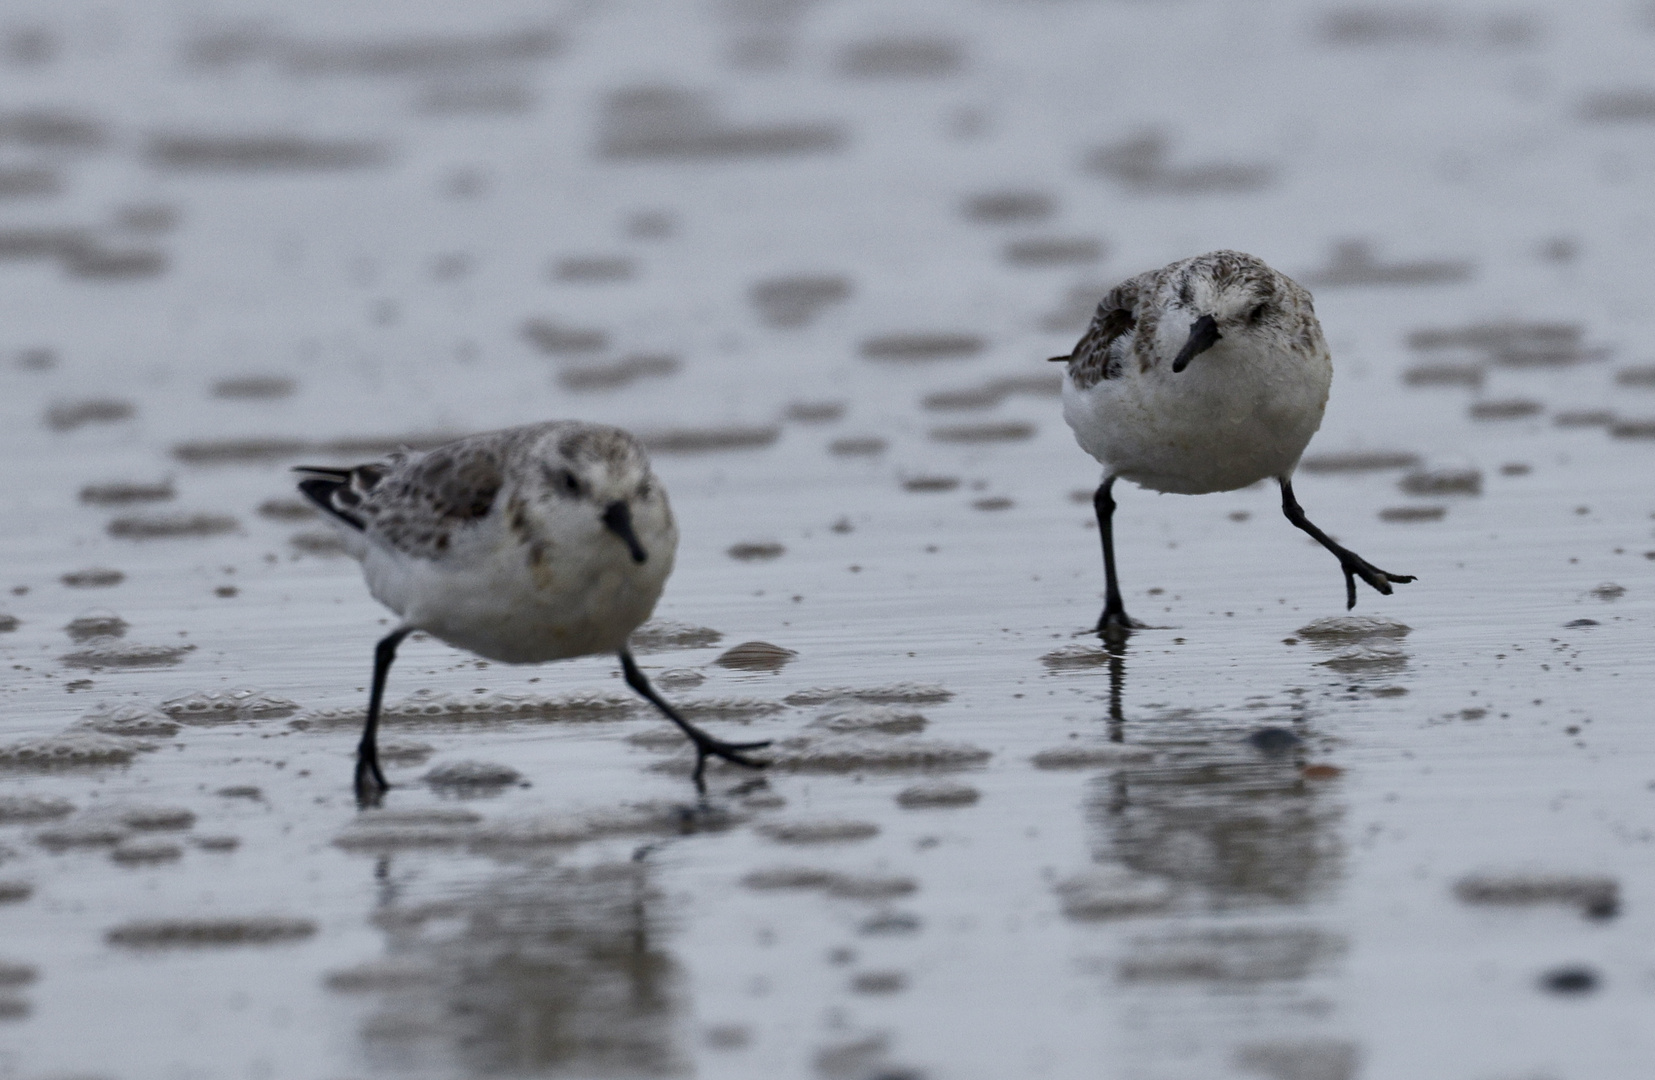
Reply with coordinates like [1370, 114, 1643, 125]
[1171, 313, 1222, 373]
[602, 501, 647, 563]
[1047, 354, 1072, 363]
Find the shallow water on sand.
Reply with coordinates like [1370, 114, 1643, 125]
[2, 2, 1655, 1078]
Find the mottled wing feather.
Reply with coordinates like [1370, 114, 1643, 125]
[393, 446, 503, 524]
[297, 439, 507, 560]
[1065, 278, 1143, 391]
[364, 444, 504, 559]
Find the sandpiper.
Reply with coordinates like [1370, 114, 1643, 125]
[1052, 250, 1414, 635]
[296, 421, 768, 802]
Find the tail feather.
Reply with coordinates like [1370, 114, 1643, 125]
[294, 465, 373, 532]
[293, 465, 352, 482]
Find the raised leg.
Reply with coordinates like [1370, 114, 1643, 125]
[357, 627, 412, 805]
[1279, 477, 1415, 609]
[620, 648, 770, 792]
[1094, 476, 1144, 638]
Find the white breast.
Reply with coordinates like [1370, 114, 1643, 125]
[1063, 336, 1331, 495]
[359, 505, 677, 665]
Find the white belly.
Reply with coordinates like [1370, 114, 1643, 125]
[1063, 345, 1331, 495]
[360, 534, 673, 664]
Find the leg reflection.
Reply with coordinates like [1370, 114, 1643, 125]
[1106, 633, 1127, 743]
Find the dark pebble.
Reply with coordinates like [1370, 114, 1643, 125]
[1540, 966, 1598, 994]
[1247, 727, 1301, 754]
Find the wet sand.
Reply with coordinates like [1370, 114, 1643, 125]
[1, 2, 1654, 1078]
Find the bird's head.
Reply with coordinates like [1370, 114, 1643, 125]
[528, 426, 672, 565]
[1167, 251, 1296, 373]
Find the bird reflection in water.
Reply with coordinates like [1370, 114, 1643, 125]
[1086, 642, 1356, 1077]
[339, 848, 684, 1077]
[1092, 714, 1342, 907]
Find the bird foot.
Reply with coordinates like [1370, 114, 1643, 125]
[1339, 554, 1416, 609]
[1095, 609, 1147, 642]
[689, 734, 772, 792]
[354, 755, 389, 809]
[695, 735, 771, 770]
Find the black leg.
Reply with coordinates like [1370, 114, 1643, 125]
[620, 648, 770, 793]
[1093, 476, 1144, 638]
[357, 627, 412, 806]
[1279, 477, 1416, 609]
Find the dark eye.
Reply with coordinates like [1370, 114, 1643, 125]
[1248, 302, 1269, 325]
[550, 467, 582, 497]
[636, 479, 652, 500]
